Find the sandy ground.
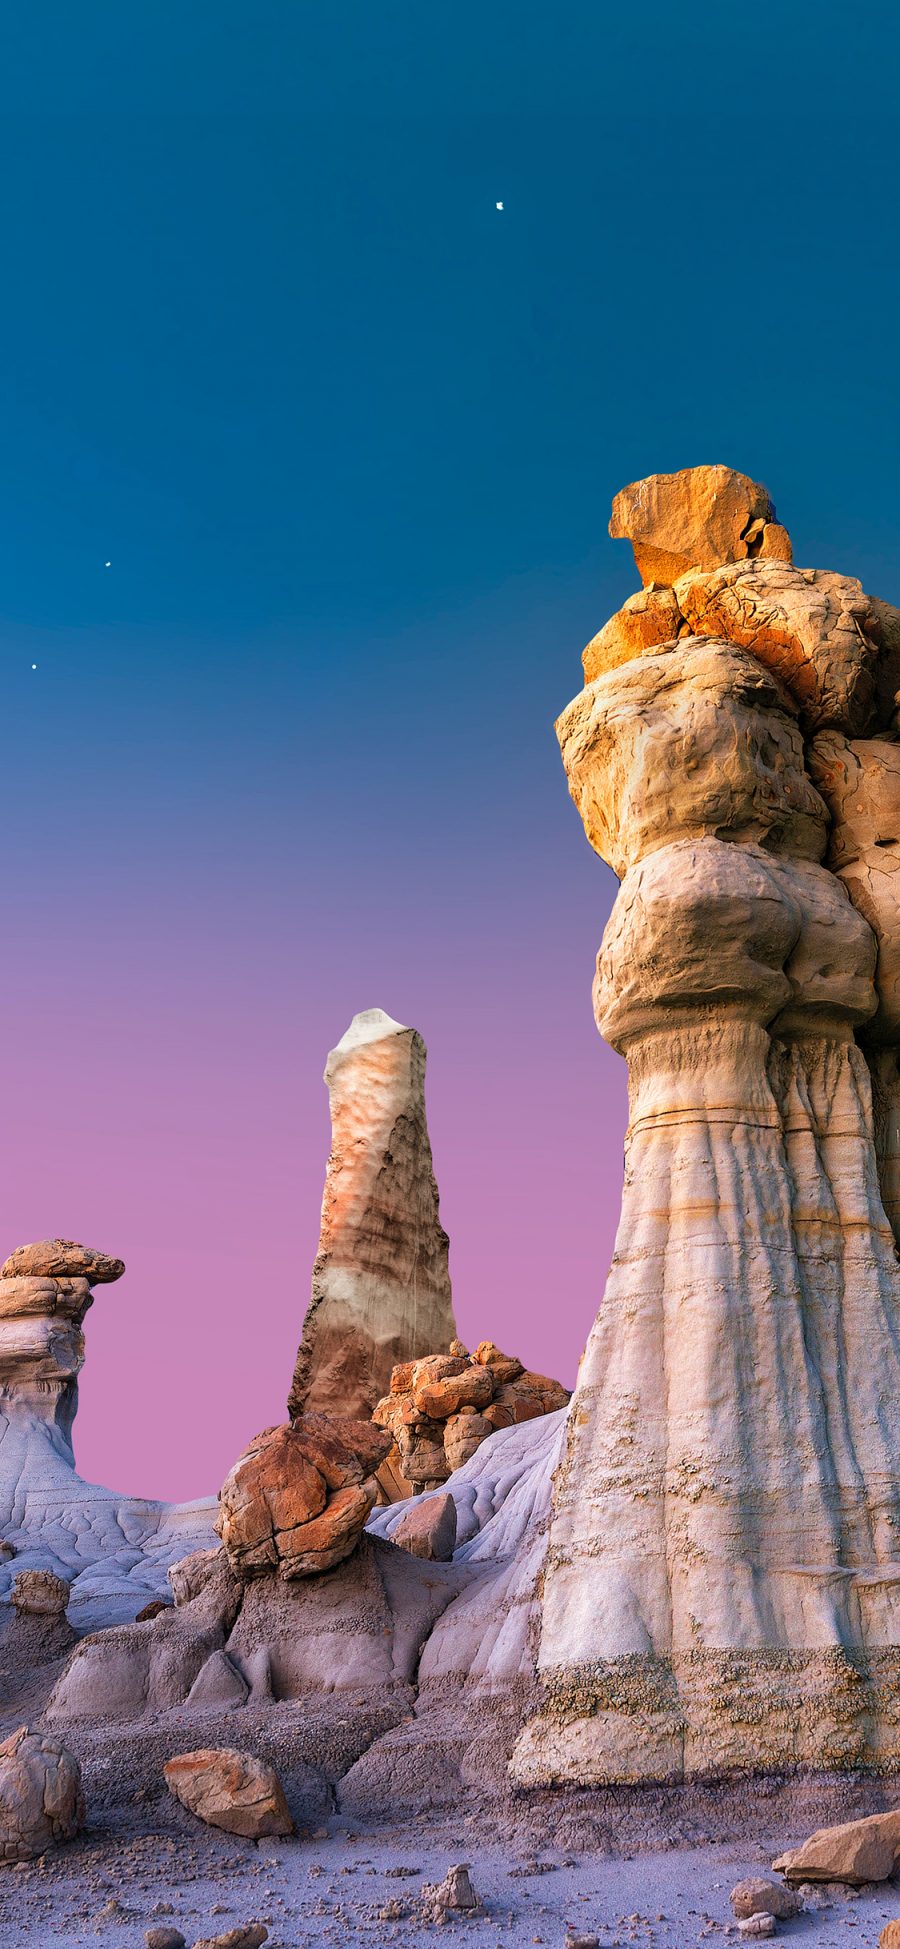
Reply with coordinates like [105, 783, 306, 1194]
[1, 1814, 898, 1948]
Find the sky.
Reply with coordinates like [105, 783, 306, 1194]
[3, 3, 900, 1499]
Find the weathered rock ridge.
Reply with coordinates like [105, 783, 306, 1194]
[288, 1009, 457, 1423]
[513, 464, 900, 1786]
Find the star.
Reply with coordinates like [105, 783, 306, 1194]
[31, 663, 37, 671]
[495, 201, 504, 211]
[104, 561, 111, 568]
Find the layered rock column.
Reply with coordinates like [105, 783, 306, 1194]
[289, 1009, 457, 1423]
[514, 467, 900, 1785]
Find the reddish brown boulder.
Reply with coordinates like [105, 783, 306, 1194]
[163, 1747, 292, 1839]
[215, 1415, 391, 1581]
[473, 1341, 524, 1385]
[411, 1354, 493, 1419]
[0, 1240, 124, 1284]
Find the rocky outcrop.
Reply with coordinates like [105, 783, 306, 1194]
[288, 1009, 457, 1423]
[0, 1241, 217, 1631]
[163, 1747, 293, 1838]
[0, 1726, 84, 1861]
[373, 1341, 569, 1495]
[513, 466, 900, 1787]
[215, 1415, 392, 1580]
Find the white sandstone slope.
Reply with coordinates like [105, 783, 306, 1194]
[512, 466, 900, 1785]
[288, 1008, 458, 1423]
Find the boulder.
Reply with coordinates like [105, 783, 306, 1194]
[773, 1810, 900, 1884]
[391, 1492, 457, 1561]
[163, 1747, 293, 1839]
[583, 585, 683, 682]
[731, 1878, 802, 1920]
[215, 1415, 391, 1581]
[737, 1920, 776, 1940]
[0, 1726, 84, 1862]
[0, 1240, 124, 1284]
[421, 1863, 483, 1921]
[411, 1354, 493, 1419]
[880, 1925, 900, 1948]
[675, 558, 879, 733]
[473, 1341, 524, 1385]
[288, 1009, 457, 1421]
[11, 1568, 69, 1615]
[145, 1932, 186, 1949]
[609, 465, 783, 586]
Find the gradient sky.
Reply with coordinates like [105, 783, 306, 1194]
[3, 4, 900, 1499]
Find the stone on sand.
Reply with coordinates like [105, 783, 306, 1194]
[731, 1876, 802, 1920]
[391, 1490, 457, 1561]
[163, 1747, 293, 1839]
[774, 1809, 900, 1884]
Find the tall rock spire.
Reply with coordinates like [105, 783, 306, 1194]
[514, 466, 900, 1785]
[288, 1008, 457, 1423]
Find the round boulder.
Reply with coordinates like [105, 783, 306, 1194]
[11, 1570, 70, 1616]
[216, 1413, 391, 1581]
[0, 1726, 84, 1862]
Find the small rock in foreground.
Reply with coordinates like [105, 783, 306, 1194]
[421, 1862, 483, 1921]
[192, 1929, 268, 1949]
[144, 1930, 186, 1949]
[881, 1924, 900, 1948]
[731, 1877, 802, 1920]
[163, 1748, 293, 1839]
[738, 1919, 777, 1940]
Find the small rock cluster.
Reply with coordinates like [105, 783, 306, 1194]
[215, 1412, 392, 1580]
[373, 1340, 569, 1492]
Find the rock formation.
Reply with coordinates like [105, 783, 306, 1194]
[163, 1747, 293, 1838]
[373, 1340, 569, 1495]
[0, 1241, 217, 1630]
[512, 465, 900, 1786]
[288, 1009, 458, 1423]
[215, 1414, 392, 1580]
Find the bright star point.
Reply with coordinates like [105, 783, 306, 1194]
[495, 200, 503, 210]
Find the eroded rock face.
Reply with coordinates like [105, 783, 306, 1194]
[288, 1010, 457, 1423]
[513, 465, 900, 1788]
[215, 1415, 392, 1581]
[373, 1342, 569, 1494]
[0, 1726, 84, 1862]
[163, 1747, 293, 1838]
[609, 465, 789, 587]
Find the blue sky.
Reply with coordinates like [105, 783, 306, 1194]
[3, 2, 900, 1494]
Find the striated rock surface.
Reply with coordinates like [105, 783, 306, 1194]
[373, 1341, 568, 1495]
[513, 465, 900, 1788]
[288, 1009, 457, 1423]
[163, 1747, 293, 1838]
[215, 1415, 391, 1581]
[0, 1726, 84, 1861]
[609, 464, 789, 587]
